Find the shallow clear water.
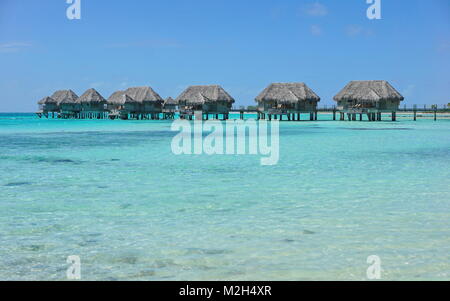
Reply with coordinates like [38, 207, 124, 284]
[0, 113, 449, 280]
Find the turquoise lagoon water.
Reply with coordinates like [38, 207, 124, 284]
[0, 113, 449, 280]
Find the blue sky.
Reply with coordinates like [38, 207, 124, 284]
[0, 0, 449, 112]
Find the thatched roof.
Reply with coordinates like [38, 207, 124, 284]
[175, 85, 235, 104]
[333, 81, 404, 102]
[123, 86, 164, 103]
[124, 94, 138, 104]
[78, 88, 106, 104]
[38, 96, 57, 105]
[164, 97, 177, 105]
[255, 83, 320, 104]
[51, 90, 79, 104]
[107, 91, 126, 105]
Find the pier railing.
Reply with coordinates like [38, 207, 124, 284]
[232, 105, 450, 113]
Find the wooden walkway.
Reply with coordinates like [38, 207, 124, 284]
[36, 106, 449, 121]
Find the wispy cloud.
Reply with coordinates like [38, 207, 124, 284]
[0, 42, 32, 53]
[304, 2, 328, 17]
[345, 25, 373, 37]
[346, 25, 363, 37]
[89, 82, 106, 89]
[106, 39, 182, 49]
[310, 25, 323, 36]
[119, 81, 129, 88]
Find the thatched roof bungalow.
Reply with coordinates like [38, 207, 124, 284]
[53, 90, 80, 116]
[78, 88, 107, 113]
[162, 97, 178, 119]
[52, 90, 79, 105]
[107, 90, 126, 110]
[51, 89, 78, 105]
[37, 96, 58, 112]
[164, 97, 177, 105]
[176, 85, 235, 119]
[334, 81, 404, 112]
[122, 86, 164, 115]
[255, 83, 320, 120]
[163, 97, 177, 111]
[106, 91, 136, 119]
[38, 96, 55, 105]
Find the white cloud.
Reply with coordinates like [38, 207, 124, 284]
[0, 42, 32, 53]
[345, 25, 373, 37]
[346, 25, 363, 37]
[305, 2, 328, 17]
[106, 39, 182, 49]
[310, 25, 322, 36]
[89, 82, 106, 89]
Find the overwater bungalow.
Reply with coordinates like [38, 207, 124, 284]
[53, 90, 80, 119]
[121, 86, 164, 120]
[78, 88, 108, 119]
[107, 90, 125, 111]
[255, 83, 321, 121]
[163, 97, 178, 119]
[37, 96, 58, 118]
[333, 80, 405, 121]
[107, 90, 126, 119]
[176, 85, 235, 120]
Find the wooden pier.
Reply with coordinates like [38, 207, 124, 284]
[228, 105, 448, 122]
[36, 105, 448, 121]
